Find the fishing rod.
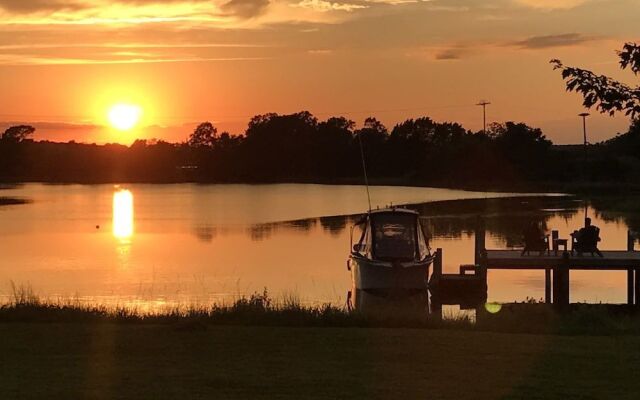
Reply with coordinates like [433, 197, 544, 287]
[357, 131, 372, 212]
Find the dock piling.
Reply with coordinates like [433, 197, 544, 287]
[545, 269, 552, 304]
[474, 217, 485, 266]
[552, 252, 570, 311]
[628, 231, 636, 306]
[433, 248, 442, 282]
[430, 248, 443, 320]
[635, 270, 640, 307]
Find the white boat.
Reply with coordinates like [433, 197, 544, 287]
[348, 207, 434, 302]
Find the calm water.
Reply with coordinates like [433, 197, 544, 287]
[0, 183, 634, 310]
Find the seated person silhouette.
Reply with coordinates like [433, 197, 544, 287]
[521, 221, 548, 256]
[572, 218, 603, 257]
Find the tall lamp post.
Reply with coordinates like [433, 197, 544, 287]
[579, 112, 590, 224]
[476, 100, 491, 135]
[579, 112, 590, 146]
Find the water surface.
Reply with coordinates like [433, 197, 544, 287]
[0, 183, 633, 310]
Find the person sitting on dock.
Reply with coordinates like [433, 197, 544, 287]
[572, 218, 603, 257]
[521, 221, 548, 256]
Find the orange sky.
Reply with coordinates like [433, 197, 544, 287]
[0, 0, 637, 144]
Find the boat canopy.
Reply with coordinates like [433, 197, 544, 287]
[352, 209, 430, 262]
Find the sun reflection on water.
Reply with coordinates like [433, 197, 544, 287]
[113, 189, 134, 241]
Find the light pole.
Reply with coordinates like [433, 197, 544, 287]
[579, 112, 590, 146]
[476, 100, 491, 135]
[579, 112, 590, 224]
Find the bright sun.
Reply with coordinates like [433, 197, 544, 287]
[108, 104, 142, 131]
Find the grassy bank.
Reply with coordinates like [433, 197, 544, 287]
[4, 288, 640, 335]
[2, 292, 640, 398]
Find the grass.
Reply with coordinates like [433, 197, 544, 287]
[1, 323, 639, 399]
[4, 286, 640, 334]
[2, 288, 640, 398]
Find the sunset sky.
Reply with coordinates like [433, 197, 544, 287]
[0, 0, 637, 144]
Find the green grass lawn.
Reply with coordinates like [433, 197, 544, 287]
[1, 323, 639, 400]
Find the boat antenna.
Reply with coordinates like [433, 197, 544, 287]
[357, 131, 372, 211]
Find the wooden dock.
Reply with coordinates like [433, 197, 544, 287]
[474, 220, 640, 308]
[485, 250, 640, 270]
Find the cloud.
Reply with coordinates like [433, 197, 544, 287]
[293, 0, 367, 12]
[0, 0, 87, 13]
[219, 0, 270, 18]
[434, 48, 465, 60]
[0, 54, 267, 65]
[514, 0, 589, 10]
[307, 49, 333, 55]
[510, 33, 599, 49]
[0, 121, 100, 130]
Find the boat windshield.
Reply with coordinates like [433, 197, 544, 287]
[372, 213, 417, 261]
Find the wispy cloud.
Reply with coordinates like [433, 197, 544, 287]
[509, 33, 600, 49]
[514, 0, 590, 10]
[220, 0, 270, 18]
[0, 43, 275, 50]
[292, 0, 367, 12]
[0, 0, 88, 13]
[307, 49, 333, 55]
[434, 47, 467, 60]
[0, 53, 268, 65]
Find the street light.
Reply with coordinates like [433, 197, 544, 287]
[578, 112, 590, 146]
[578, 112, 590, 225]
[476, 100, 491, 135]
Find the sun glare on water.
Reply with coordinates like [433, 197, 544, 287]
[108, 103, 142, 131]
[113, 189, 134, 240]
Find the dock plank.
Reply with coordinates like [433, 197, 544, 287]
[485, 250, 640, 270]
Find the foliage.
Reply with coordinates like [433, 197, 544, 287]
[187, 121, 218, 148]
[2, 111, 639, 186]
[1, 125, 35, 143]
[551, 42, 640, 118]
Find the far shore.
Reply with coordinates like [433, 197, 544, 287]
[0, 197, 28, 206]
[1, 178, 637, 197]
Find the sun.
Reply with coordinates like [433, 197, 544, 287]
[108, 103, 142, 131]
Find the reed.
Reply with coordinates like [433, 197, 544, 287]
[3, 285, 640, 335]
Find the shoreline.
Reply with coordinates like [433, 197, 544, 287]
[3, 178, 639, 197]
[3, 293, 640, 336]
[0, 197, 29, 206]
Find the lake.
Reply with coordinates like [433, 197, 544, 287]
[0, 183, 635, 311]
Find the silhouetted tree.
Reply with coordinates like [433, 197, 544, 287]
[355, 118, 389, 176]
[551, 42, 640, 118]
[243, 111, 318, 180]
[5, 111, 638, 188]
[2, 125, 35, 142]
[188, 122, 218, 148]
[315, 117, 356, 178]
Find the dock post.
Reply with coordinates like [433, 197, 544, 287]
[627, 269, 634, 306]
[553, 252, 570, 311]
[475, 217, 485, 266]
[430, 248, 443, 320]
[628, 232, 635, 306]
[552, 230, 559, 254]
[545, 269, 552, 304]
[635, 270, 640, 307]
[433, 248, 443, 281]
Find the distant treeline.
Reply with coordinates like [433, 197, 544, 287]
[1, 112, 639, 189]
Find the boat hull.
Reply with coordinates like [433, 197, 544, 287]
[350, 255, 431, 297]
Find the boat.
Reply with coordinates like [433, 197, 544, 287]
[347, 207, 434, 306]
